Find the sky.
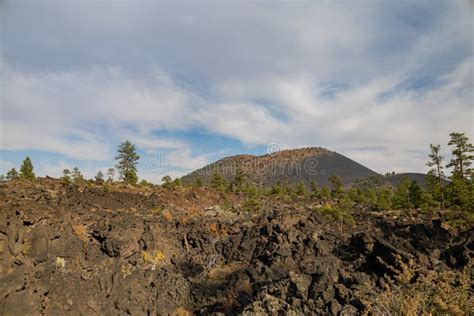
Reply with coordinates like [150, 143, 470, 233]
[1, 0, 473, 183]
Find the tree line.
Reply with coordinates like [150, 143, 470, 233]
[2, 140, 144, 186]
[2, 132, 473, 214]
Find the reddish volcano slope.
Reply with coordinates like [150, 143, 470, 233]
[182, 147, 378, 187]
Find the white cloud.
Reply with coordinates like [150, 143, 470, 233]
[1, 1, 472, 175]
[2, 57, 472, 174]
[1, 65, 200, 160]
[203, 58, 473, 173]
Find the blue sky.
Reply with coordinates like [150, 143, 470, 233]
[1, 0, 473, 182]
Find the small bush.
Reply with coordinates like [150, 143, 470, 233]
[318, 205, 355, 231]
[139, 179, 154, 188]
[242, 196, 262, 213]
[210, 172, 228, 192]
[162, 175, 180, 190]
[142, 250, 165, 270]
[442, 210, 474, 230]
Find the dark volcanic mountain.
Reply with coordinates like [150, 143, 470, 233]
[181, 147, 379, 187]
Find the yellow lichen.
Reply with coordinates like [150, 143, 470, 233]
[55, 257, 66, 269]
[142, 250, 165, 270]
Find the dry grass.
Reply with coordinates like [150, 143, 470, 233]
[121, 263, 134, 278]
[372, 269, 472, 315]
[162, 210, 173, 222]
[72, 224, 88, 243]
[178, 214, 191, 225]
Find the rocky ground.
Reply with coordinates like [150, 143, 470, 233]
[0, 179, 472, 315]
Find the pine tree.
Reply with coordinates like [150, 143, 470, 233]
[193, 177, 203, 188]
[210, 172, 227, 192]
[321, 186, 331, 201]
[95, 171, 104, 183]
[447, 132, 473, 180]
[106, 168, 115, 182]
[445, 133, 474, 210]
[19, 157, 35, 180]
[172, 178, 182, 187]
[419, 191, 438, 212]
[6, 168, 19, 180]
[115, 140, 140, 185]
[329, 174, 344, 199]
[408, 181, 423, 209]
[468, 171, 474, 211]
[426, 172, 444, 208]
[392, 177, 412, 209]
[61, 169, 71, 184]
[295, 180, 307, 197]
[446, 172, 471, 210]
[376, 188, 392, 210]
[364, 188, 378, 208]
[231, 168, 246, 192]
[270, 181, 284, 196]
[310, 180, 320, 199]
[161, 175, 173, 189]
[347, 187, 365, 204]
[243, 182, 261, 199]
[160, 175, 180, 190]
[426, 144, 445, 209]
[72, 167, 84, 184]
[283, 180, 293, 196]
[139, 179, 153, 187]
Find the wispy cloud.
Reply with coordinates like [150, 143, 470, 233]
[1, 1, 472, 177]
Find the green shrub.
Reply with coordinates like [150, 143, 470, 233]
[317, 202, 355, 231]
[242, 196, 261, 213]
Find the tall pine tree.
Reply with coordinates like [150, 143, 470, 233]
[210, 172, 227, 192]
[446, 132, 473, 210]
[72, 167, 84, 184]
[329, 174, 344, 199]
[20, 157, 35, 180]
[392, 177, 412, 209]
[231, 168, 247, 192]
[115, 140, 140, 185]
[408, 181, 423, 209]
[426, 144, 445, 209]
[310, 180, 320, 199]
[6, 168, 19, 180]
[447, 132, 473, 180]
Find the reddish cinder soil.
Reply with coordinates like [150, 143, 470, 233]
[0, 179, 472, 315]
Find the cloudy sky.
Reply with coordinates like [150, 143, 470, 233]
[1, 0, 473, 182]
